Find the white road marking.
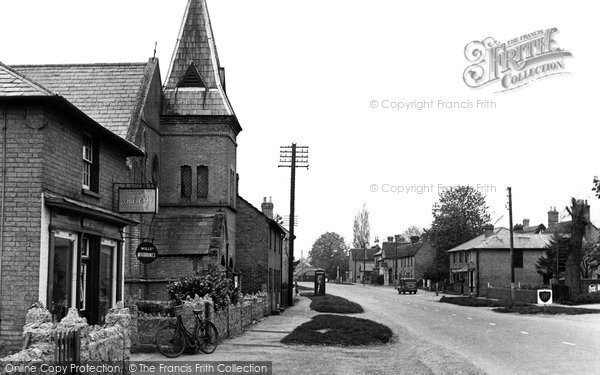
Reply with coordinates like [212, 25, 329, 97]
[451, 313, 457, 316]
[562, 342, 576, 346]
[488, 323, 496, 326]
[467, 317, 473, 320]
[435, 309, 439, 312]
[520, 331, 529, 335]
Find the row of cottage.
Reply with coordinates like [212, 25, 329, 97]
[0, 0, 289, 355]
[349, 204, 599, 294]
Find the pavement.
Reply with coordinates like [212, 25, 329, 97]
[131, 283, 600, 374]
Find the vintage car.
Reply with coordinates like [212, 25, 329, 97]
[397, 278, 418, 294]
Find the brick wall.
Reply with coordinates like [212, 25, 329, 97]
[236, 197, 269, 295]
[478, 249, 545, 294]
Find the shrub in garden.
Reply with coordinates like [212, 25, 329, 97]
[167, 271, 242, 311]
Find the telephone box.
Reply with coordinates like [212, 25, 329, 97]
[314, 269, 326, 295]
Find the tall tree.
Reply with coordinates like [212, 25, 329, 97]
[402, 225, 423, 239]
[352, 204, 370, 249]
[536, 234, 569, 284]
[429, 186, 491, 280]
[309, 232, 349, 278]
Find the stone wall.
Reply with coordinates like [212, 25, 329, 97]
[0, 301, 131, 368]
[131, 294, 269, 353]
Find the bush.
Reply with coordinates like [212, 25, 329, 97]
[302, 293, 364, 314]
[560, 291, 600, 305]
[167, 271, 240, 311]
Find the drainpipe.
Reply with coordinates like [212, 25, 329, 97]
[0, 108, 7, 332]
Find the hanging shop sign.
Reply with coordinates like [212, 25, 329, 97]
[118, 188, 158, 213]
[136, 242, 158, 264]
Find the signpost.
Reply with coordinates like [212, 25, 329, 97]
[118, 188, 158, 213]
[136, 242, 158, 264]
[537, 288, 553, 305]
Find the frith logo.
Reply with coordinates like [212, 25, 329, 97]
[463, 28, 572, 92]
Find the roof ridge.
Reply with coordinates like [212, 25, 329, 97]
[0, 61, 55, 96]
[12, 62, 148, 68]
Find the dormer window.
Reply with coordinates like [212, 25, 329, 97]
[178, 62, 206, 88]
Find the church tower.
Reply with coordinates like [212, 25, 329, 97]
[142, 0, 242, 298]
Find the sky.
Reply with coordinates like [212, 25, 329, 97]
[1, 0, 598, 256]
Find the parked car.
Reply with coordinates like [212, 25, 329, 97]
[397, 278, 418, 294]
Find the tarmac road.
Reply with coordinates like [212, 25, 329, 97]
[322, 282, 600, 375]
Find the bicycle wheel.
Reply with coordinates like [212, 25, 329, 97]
[155, 324, 186, 358]
[196, 321, 219, 354]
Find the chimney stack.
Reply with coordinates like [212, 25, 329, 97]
[394, 234, 405, 243]
[522, 219, 530, 228]
[514, 224, 524, 233]
[548, 207, 558, 229]
[410, 236, 420, 244]
[261, 196, 274, 219]
[387, 236, 394, 242]
[483, 224, 494, 237]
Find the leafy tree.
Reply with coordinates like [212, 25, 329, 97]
[536, 234, 569, 284]
[402, 225, 423, 240]
[581, 242, 600, 279]
[352, 204, 370, 249]
[429, 186, 491, 281]
[310, 232, 349, 278]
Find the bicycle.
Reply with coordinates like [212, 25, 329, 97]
[155, 305, 219, 358]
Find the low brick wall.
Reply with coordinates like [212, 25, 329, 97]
[486, 287, 538, 304]
[131, 295, 270, 353]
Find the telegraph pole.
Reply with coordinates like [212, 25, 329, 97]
[279, 144, 309, 306]
[507, 187, 515, 302]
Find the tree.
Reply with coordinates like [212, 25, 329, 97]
[402, 225, 423, 240]
[536, 234, 569, 284]
[580, 242, 600, 279]
[429, 186, 491, 281]
[310, 232, 349, 278]
[352, 204, 370, 249]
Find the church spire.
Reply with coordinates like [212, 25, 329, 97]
[163, 0, 233, 116]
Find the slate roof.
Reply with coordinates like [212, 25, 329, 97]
[381, 240, 426, 259]
[150, 211, 225, 256]
[0, 62, 53, 97]
[163, 0, 234, 116]
[13, 63, 149, 139]
[448, 227, 552, 252]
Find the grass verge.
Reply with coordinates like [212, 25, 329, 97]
[493, 305, 600, 315]
[281, 314, 393, 346]
[301, 292, 364, 313]
[439, 295, 528, 308]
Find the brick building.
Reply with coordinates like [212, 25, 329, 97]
[0, 0, 244, 354]
[0, 63, 143, 353]
[379, 235, 435, 285]
[236, 196, 286, 312]
[448, 225, 552, 295]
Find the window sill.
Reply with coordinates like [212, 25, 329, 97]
[82, 189, 100, 199]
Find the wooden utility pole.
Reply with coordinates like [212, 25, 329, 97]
[508, 187, 515, 301]
[279, 144, 308, 306]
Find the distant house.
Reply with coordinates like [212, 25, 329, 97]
[378, 235, 435, 285]
[349, 246, 379, 283]
[294, 258, 319, 281]
[236, 196, 286, 312]
[448, 225, 552, 295]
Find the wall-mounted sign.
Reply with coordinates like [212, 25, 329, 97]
[82, 218, 104, 233]
[136, 242, 158, 264]
[118, 188, 158, 213]
[537, 289, 553, 305]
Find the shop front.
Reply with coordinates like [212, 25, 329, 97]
[42, 194, 137, 325]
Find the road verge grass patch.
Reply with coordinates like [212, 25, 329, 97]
[301, 292, 364, 313]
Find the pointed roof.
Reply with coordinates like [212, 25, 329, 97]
[447, 227, 552, 252]
[163, 0, 234, 116]
[0, 62, 54, 97]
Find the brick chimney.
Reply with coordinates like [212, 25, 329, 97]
[576, 199, 591, 224]
[548, 207, 558, 229]
[261, 196, 274, 219]
[483, 224, 494, 237]
[522, 219, 530, 228]
[387, 236, 394, 242]
[514, 224, 524, 233]
[410, 236, 420, 244]
[394, 234, 405, 243]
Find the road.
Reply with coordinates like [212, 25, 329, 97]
[318, 282, 600, 375]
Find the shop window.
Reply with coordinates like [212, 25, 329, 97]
[197, 166, 208, 199]
[98, 240, 118, 323]
[48, 231, 77, 322]
[181, 166, 192, 198]
[514, 249, 523, 268]
[82, 135, 99, 192]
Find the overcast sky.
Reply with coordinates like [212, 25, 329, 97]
[1, 0, 598, 256]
